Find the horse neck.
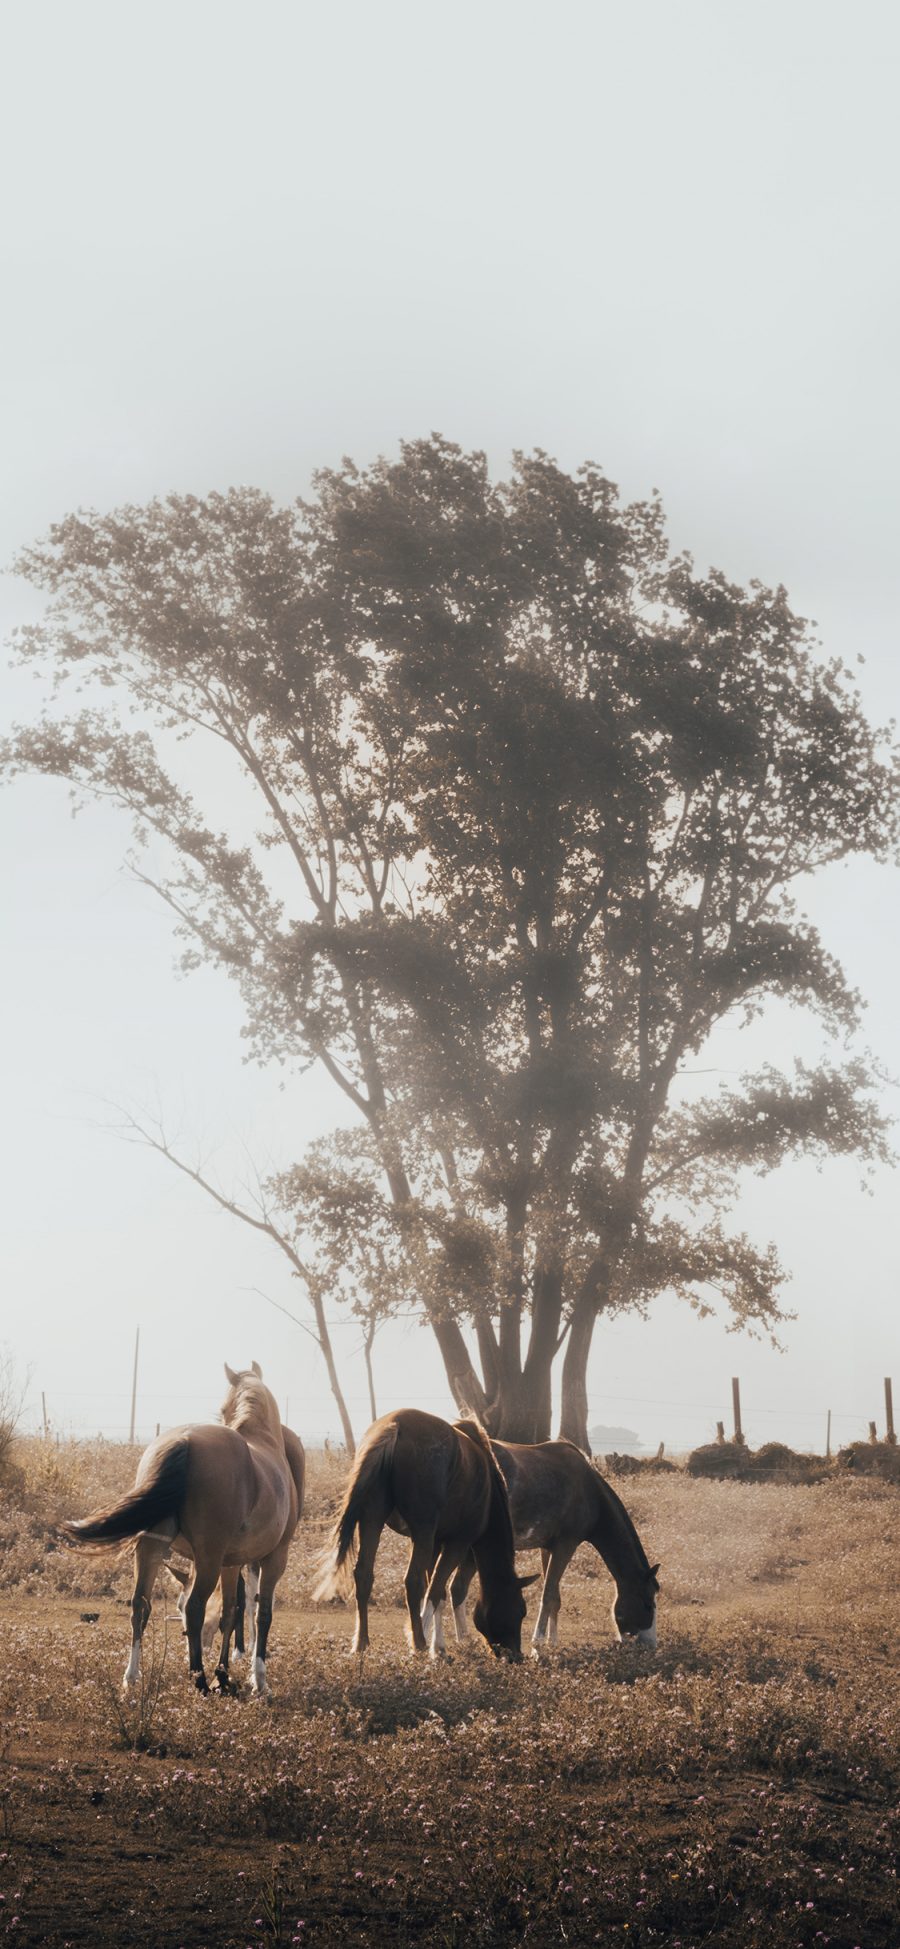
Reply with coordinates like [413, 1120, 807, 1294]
[591, 1476, 650, 1589]
[472, 1454, 518, 1593]
[226, 1381, 282, 1446]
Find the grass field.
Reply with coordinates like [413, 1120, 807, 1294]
[0, 1438, 897, 1947]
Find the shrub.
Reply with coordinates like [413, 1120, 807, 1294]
[837, 1438, 900, 1482]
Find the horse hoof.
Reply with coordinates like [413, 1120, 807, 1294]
[192, 1673, 209, 1695]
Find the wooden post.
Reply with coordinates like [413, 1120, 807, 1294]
[825, 1409, 831, 1460]
[731, 1376, 743, 1444]
[41, 1392, 49, 1438]
[716, 1420, 725, 1445]
[155, 1422, 160, 1438]
[868, 1420, 877, 1444]
[885, 1378, 896, 1445]
[129, 1327, 140, 1445]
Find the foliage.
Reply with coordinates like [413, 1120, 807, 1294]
[5, 441, 898, 1440]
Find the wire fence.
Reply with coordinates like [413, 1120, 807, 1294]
[20, 1377, 894, 1453]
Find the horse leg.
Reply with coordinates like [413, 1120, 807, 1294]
[532, 1539, 578, 1650]
[242, 1564, 260, 1661]
[213, 1566, 241, 1692]
[252, 1542, 289, 1698]
[422, 1545, 464, 1659]
[351, 1515, 382, 1661]
[233, 1569, 247, 1657]
[404, 1532, 436, 1653]
[124, 1531, 171, 1691]
[183, 1557, 220, 1693]
[448, 1552, 477, 1642]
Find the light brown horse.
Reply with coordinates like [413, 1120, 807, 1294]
[60, 1364, 300, 1696]
[445, 1439, 659, 1651]
[166, 1423, 306, 1665]
[314, 1409, 536, 1661]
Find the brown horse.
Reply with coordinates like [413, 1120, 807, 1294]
[166, 1423, 306, 1665]
[445, 1439, 659, 1651]
[60, 1364, 300, 1696]
[314, 1409, 535, 1661]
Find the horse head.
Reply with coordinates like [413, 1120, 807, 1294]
[221, 1362, 280, 1438]
[611, 1563, 660, 1648]
[473, 1571, 539, 1662]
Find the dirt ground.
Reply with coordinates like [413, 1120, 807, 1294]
[1, 1462, 897, 1947]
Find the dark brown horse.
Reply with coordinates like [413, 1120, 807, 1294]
[314, 1409, 535, 1660]
[445, 1439, 659, 1651]
[60, 1364, 300, 1696]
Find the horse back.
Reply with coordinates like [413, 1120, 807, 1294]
[494, 1438, 607, 1547]
[384, 1410, 492, 1546]
[175, 1423, 290, 1565]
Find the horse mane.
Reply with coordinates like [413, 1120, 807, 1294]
[453, 1419, 517, 1564]
[221, 1372, 281, 1440]
[591, 1461, 653, 1576]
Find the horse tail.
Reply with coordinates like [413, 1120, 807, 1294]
[58, 1438, 190, 1553]
[312, 1421, 399, 1601]
[453, 1419, 517, 1568]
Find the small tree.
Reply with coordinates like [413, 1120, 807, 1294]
[0, 1350, 27, 1480]
[5, 441, 896, 1446]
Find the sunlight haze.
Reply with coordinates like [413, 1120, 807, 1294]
[1, 0, 898, 1457]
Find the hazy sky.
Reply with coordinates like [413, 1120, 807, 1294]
[2, 1, 899, 1454]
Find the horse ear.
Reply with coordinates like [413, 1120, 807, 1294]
[649, 1563, 660, 1580]
[518, 1572, 540, 1590]
[251, 1360, 263, 1379]
[224, 1362, 240, 1386]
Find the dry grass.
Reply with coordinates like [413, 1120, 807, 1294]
[0, 1435, 897, 1946]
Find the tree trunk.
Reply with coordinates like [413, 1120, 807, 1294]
[488, 1368, 553, 1443]
[558, 1295, 596, 1452]
[428, 1314, 552, 1442]
[430, 1316, 491, 1421]
[308, 1283, 357, 1453]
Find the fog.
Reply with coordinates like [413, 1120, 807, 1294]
[1, 1, 898, 1452]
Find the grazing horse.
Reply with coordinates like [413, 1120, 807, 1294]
[314, 1409, 535, 1661]
[60, 1363, 300, 1697]
[446, 1440, 660, 1651]
[166, 1423, 306, 1665]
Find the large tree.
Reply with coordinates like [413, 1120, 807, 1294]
[5, 440, 896, 1446]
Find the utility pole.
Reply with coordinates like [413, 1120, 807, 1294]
[885, 1377, 896, 1445]
[731, 1376, 743, 1445]
[825, 1409, 831, 1460]
[129, 1327, 140, 1445]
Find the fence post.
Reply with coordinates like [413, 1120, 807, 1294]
[885, 1378, 896, 1446]
[41, 1392, 49, 1438]
[825, 1409, 831, 1460]
[731, 1377, 743, 1445]
[716, 1420, 725, 1445]
[868, 1420, 878, 1444]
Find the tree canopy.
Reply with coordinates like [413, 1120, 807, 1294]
[6, 438, 896, 1444]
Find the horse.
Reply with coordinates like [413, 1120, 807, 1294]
[314, 1409, 536, 1661]
[444, 1439, 659, 1651]
[165, 1423, 306, 1665]
[59, 1363, 300, 1697]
